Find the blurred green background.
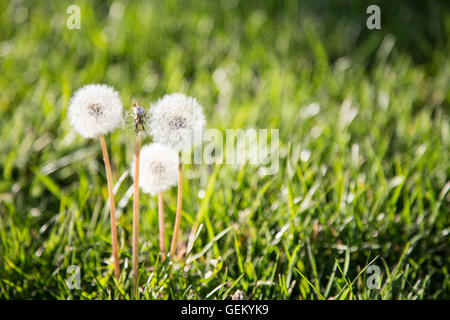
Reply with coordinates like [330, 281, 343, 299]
[0, 0, 448, 299]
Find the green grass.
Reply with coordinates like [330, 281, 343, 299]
[0, 0, 449, 299]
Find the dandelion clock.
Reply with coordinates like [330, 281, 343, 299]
[149, 93, 205, 151]
[68, 84, 123, 138]
[148, 93, 205, 260]
[68, 83, 123, 281]
[131, 143, 178, 266]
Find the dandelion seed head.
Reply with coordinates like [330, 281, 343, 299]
[149, 93, 205, 151]
[127, 99, 149, 134]
[132, 143, 178, 195]
[68, 84, 123, 138]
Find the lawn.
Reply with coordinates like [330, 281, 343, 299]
[0, 0, 448, 299]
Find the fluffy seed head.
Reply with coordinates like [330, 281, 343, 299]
[149, 93, 205, 151]
[132, 143, 178, 195]
[68, 84, 124, 138]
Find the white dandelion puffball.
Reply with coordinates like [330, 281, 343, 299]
[132, 143, 179, 195]
[149, 93, 205, 151]
[68, 84, 124, 138]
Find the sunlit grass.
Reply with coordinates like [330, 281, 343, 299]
[0, 0, 448, 299]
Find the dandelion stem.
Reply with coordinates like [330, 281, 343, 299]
[99, 135, 120, 282]
[158, 192, 166, 261]
[169, 154, 183, 260]
[132, 134, 141, 298]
